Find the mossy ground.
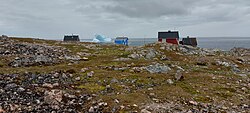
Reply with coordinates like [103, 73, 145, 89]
[1, 37, 249, 111]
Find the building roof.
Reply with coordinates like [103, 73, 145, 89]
[64, 34, 79, 36]
[115, 37, 128, 40]
[158, 31, 179, 39]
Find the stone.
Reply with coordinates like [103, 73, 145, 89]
[175, 72, 184, 81]
[113, 58, 131, 61]
[87, 71, 94, 78]
[160, 55, 169, 61]
[231, 65, 241, 73]
[167, 79, 174, 84]
[110, 78, 119, 83]
[176, 66, 185, 71]
[88, 106, 95, 112]
[133, 104, 138, 107]
[114, 99, 120, 103]
[189, 101, 198, 106]
[146, 63, 171, 74]
[238, 74, 247, 77]
[17, 87, 25, 92]
[120, 105, 125, 109]
[81, 57, 89, 61]
[145, 49, 156, 59]
[4, 83, 17, 90]
[75, 77, 81, 81]
[53, 72, 60, 78]
[141, 109, 151, 113]
[129, 53, 140, 59]
[215, 60, 230, 67]
[44, 90, 63, 105]
[149, 93, 155, 97]
[237, 57, 245, 63]
[42, 83, 53, 88]
[0, 108, 5, 113]
[196, 58, 208, 66]
[53, 83, 59, 87]
[147, 88, 153, 90]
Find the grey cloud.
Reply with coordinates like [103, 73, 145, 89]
[104, 0, 194, 18]
[0, 0, 250, 38]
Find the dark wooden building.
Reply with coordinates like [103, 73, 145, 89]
[158, 31, 179, 45]
[63, 34, 80, 42]
[181, 36, 197, 47]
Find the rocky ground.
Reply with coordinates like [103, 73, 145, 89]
[0, 36, 249, 113]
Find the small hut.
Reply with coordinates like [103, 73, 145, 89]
[114, 37, 129, 46]
[63, 34, 80, 42]
[158, 31, 179, 45]
[182, 36, 197, 47]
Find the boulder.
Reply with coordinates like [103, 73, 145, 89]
[146, 63, 171, 74]
[175, 71, 184, 81]
[44, 90, 63, 105]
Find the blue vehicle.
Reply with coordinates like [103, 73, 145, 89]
[114, 37, 129, 46]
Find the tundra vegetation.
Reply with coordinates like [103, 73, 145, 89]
[0, 36, 249, 112]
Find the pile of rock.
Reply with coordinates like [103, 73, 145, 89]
[128, 48, 160, 59]
[0, 72, 92, 112]
[0, 42, 69, 56]
[149, 43, 222, 56]
[146, 63, 171, 74]
[0, 38, 81, 67]
[230, 47, 250, 56]
[141, 101, 250, 113]
[9, 55, 57, 67]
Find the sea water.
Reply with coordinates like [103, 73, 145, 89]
[80, 37, 250, 51]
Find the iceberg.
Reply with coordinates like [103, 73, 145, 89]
[92, 34, 112, 43]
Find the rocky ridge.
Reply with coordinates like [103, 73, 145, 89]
[0, 36, 249, 112]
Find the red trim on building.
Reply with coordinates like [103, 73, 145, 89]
[158, 38, 162, 42]
[166, 38, 179, 45]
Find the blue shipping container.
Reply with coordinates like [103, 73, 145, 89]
[114, 37, 129, 46]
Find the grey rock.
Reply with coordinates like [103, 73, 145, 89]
[88, 106, 95, 112]
[167, 79, 174, 84]
[42, 83, 53, 88]
[231, 65, 241, 73]
[146, 63, 171, 74]
[17, 87, 25, 92]
[141, 109, 151, 113]
[160, 55, 169, 61]
[129, 53, 140, 59]
[196, 58, 208, 66]
[114, 67, 128, 71]
[175, 71, 184, 81]
[113, 57, 131, 61]
[110, 78, 119, 83]
[216, 61, 230, 67]
[145, 49, 156, 59]
[87, 71, 94, 78]
[238, 74, 247, 77]
[75, 77, 81, 81]
[44, 90, 63, 105]
[4, 83, 18, 90]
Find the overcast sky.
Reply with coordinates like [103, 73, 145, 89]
[0, 0, 250, 39]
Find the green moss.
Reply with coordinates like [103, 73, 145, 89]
[194, 96, 212, 103]
[0, 61, 4, 67]
[177, 82, 198, 95]
[213, 87, 235, 98]
[119, 51, 131, 58]
[77, 83, 106, 92]
[59, 44, 85, 54]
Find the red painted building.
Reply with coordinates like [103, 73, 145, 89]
[158, 31, 179, 45]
